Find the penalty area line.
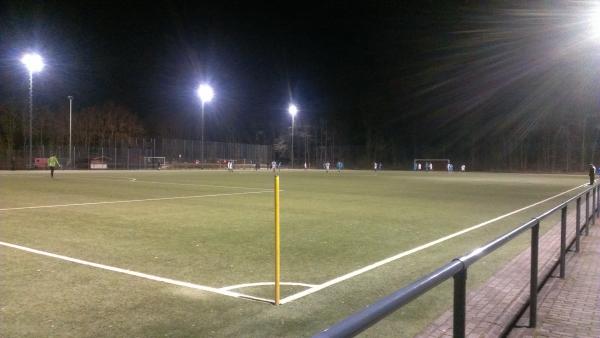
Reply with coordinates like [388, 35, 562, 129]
[0, 241, 273, 304]
[280, 183, 587, 304]
[0, 190, 273, 212]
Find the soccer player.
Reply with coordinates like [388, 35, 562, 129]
[373, 161, 378, 172]
[271, 160, 277, 172]
[48, 154, 61, 178]
[461, 164, 466, 172]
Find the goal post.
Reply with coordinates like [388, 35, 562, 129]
[413, 158, 450, 171]
[143, 157, 166, 169]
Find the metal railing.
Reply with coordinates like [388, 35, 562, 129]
[314, 183, 600, 338]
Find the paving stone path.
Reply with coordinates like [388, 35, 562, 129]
[418, 201, 599, 338]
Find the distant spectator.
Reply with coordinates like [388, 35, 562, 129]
[589, 164, 596, 185]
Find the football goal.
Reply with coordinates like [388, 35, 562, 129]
[143, 156, 166, 169]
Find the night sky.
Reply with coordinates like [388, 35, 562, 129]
[2, 1, 600, 151]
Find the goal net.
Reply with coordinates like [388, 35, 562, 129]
[413, 158, 450, 171]
[143, 157, 166, 169]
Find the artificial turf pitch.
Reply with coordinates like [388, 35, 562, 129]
[0, 169, 588, 337]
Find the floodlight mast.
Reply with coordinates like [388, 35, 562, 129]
[68, 96, 73, 169]
[21, 53, 44, 169]
[288, 104, 298, 169]
[197, 84, 214, 168]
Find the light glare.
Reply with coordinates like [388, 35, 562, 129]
[21, 53, 44, 73]
[589, 6, 600, 39]
[197, 84, 214, 103]
[288, 104, 298, 117]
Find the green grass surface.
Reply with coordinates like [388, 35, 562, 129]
[0, 169, 588, 337]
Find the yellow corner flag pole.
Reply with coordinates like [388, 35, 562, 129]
[274, 175, 281, 305]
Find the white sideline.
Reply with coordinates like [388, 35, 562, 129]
[0, 190, 272, 211]
[0, 241, 272, 303]
[279, 183, 588, 304]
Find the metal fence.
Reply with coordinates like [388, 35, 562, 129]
[0, 138, 274, 170]
[314, 183, 599, 338]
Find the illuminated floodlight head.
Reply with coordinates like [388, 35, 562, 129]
[197, 84, 214, 103]
[288, 104, 298, 117]
[21, 53, 44, 73]
[589, 5, 600, 39]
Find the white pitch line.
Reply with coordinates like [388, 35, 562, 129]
[64, 175, 267, 191]
[127, 179, 268, 190]
[0, 190, 272, 212]
[220, 281, 317, 291]
[280, 183, 587, 304]
[0, 241, 272, 303]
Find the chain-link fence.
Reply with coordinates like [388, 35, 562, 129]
[0, 138, 273, 170]
[0, 136, 380, 170]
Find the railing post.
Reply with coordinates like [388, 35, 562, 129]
[576, 197, 581, 253]
[453, 268, 467, 338]
[530, 221, 539, 327]
[596, 186, 600, 218]
[593, 187, 597, 225]
[560, 206, 567, 279]
[586, 192, 590, 236]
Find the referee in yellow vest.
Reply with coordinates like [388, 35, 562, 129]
[48, 154, 61, 178]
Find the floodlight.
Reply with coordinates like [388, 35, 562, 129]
[288, 104, 298, 117]
[589, 5, 600, 39]
[197, 84, 214, 103]
[21, 53, 44, 73]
